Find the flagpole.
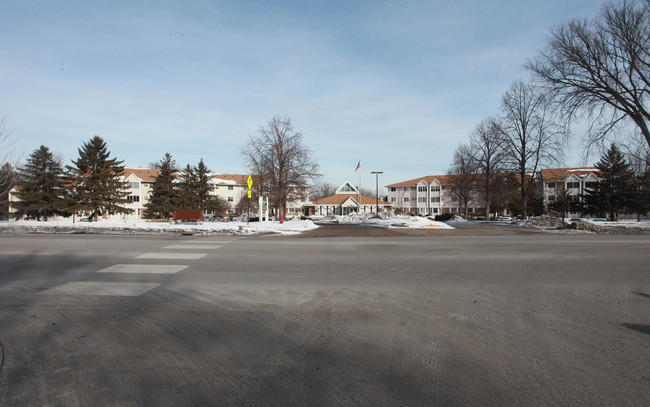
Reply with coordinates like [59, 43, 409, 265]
[357, 159, 361, 213]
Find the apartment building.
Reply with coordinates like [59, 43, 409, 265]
[386, 175, 485, 216]
[386, 167, 602, 218]
[539, 167, 601, 217]
[105, 170, 310, 219]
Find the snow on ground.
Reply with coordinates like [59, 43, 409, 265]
[315, 213, 454, 229]
[0, 218, 319, 236]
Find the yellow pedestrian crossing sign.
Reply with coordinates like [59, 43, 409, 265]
[247, 175, 253, 190]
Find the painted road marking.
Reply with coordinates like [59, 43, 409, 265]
[0, 252, 53, 256]
[176, 240, 232, 244]
[97, 264, 189, 274]
[39, 282, 160, 296]
[163, 244, 222, 250]
[136, 253, 207, 260]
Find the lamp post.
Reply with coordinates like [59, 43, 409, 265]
[371, 171, 383, 215]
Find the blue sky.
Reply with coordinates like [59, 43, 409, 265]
[1, 0, 604, 189]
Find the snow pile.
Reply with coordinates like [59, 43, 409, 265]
[519, 216, 567, 229]
[448, 215, 467, 222]
[0, 219, 318, 236]
[317, 213, 454, 229]
[570, 220, 650, 234]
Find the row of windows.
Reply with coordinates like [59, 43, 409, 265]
[548, 181, 598, 189]
[126, 195, 236, 203]
[390, 185, 441, 192]
[548, 195, 580, 202]
[126, 182, 238, 191]
[391, 197, 442, 203]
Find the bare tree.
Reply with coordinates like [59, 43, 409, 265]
[310, 182, 337, 200]
[528, 0, 650, 152]
[0, 115, 17, 197]
[240, 116, 321, 217]
[496, 80, 566, 218]
[447, 143, 478, 219]
[469, 117, 506, 220]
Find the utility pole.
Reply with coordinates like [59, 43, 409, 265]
[371, 171, 383, 216]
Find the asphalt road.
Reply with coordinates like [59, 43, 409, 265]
[0, 227, 649, 406]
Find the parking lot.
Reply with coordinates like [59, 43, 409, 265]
[1, 228, 649, 406]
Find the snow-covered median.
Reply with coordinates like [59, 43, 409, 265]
[316, 213, 454, 229]
[0, 218, 319, 236]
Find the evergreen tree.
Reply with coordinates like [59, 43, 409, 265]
[195, 159, 212, 209]
[66, 136, 131, 221]
[177, 164, 199, 210]
[144, 153, 180, 220]
[628, 161, 650, 221]
[194, 159, 226, 215]
[583, 144, 634, 220]
[174, 159, 226, 215]
[14, 145, 68, 220]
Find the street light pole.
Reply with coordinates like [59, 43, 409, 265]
[371, 171, 383, 216]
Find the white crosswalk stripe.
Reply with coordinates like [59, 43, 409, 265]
[39, 282, 160, 296]
[136, 253, 208, 259]
[97, 264, 189, 274]
[40, 239, 231, 296]
[163, 244, 222, 250]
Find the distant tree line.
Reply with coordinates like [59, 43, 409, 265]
[447, 0, 650, 220]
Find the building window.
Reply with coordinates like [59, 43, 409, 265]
[432, 208, 439, 214]
[227, 197, 234, 202]
[585, 182, 598, 189]
[468, 207, 474, 213]
[403, 187, 410, 192]
[390, 197, 396, 202]
[431, 197, 440, 202]
[431, 185, 440, 191]
[418, 197, 427, 203]
[547, 182, 556, 189]
[404, 197, 410, 202]
[548, 195, 556, 202]
[570, 195, 580, 202]
[566, 182, 580, 189]
[418, 186, 427, 192]
[228, 185, 234, 190]
[127, 195, 140, 202]
[390, 187, 396, 192]
[451, 207, 458, 213]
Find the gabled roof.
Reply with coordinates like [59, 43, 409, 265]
[386, 175, 456, 188]
[539, 167, 600, 182]
[124, 168, 158, 182]
[336, 181, 359, 194]
[212, 174, 249, 185]
[313, 193, 390, 206]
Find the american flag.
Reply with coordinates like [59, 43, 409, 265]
[355, 160, 360, 172]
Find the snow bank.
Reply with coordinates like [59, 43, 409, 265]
[0, 219, 319, 236]
[316, 213, 454, 229]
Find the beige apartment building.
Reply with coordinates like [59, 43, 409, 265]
[386, 167, 602, 218]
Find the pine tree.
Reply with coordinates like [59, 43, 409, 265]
[583, 144, 634, 220]
[144, 153, 179, 220]
[628, 158, 650, 221]
[66, 136, 131, 221]
[194, 159, 226, 215]
[14, 145, 68, 220]
[195, 159, 212, 209]
[177, 164, 199, 210]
